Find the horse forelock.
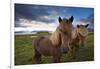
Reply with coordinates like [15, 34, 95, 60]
[77, 28, 88, 37]
[72, 28, 88, 39]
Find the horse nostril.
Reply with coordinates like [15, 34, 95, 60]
[62, 48, 68, 53]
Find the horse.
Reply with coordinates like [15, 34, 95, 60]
[32, 16, 74, 63]
[70, 24, 89, 59]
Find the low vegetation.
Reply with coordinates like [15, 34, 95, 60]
[15, 32, 94, 65]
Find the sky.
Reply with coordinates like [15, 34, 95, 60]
[15, 3, 94, 32]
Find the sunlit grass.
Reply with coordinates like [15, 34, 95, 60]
[15, 32, 94, 65]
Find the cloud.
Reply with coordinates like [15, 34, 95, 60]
[79, 13, 94, 28]
[80, 13, 94, 24]
[15, 4, 94, 32]
[15, 4, 57, 23]
[15, 4, 71, 26]
[15, 18, 58, 32]
[15, 4, 61, 27]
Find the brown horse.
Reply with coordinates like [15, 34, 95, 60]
[32, 16, 74, 63]
[70, 24, 89, 59]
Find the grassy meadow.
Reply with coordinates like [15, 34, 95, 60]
[15, 32, 94, 65]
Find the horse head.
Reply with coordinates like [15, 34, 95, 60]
[58, 16, 74, 53]
[77, 24, 89, 47]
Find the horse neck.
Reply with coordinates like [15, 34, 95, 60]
[71, 28, 80, 43]
[49, 29, 61, 47]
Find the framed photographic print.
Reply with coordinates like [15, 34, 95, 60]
[10, 0, 95, 69]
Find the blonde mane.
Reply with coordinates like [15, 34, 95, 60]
[72, 27, 88, 39]
[50, 28, 61, 46]
[77, 28, 88, 37]
[72, 28, 77, 39]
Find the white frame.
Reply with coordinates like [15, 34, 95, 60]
[11, 0, 95, 69]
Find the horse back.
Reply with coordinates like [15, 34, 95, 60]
[33, 36, 45, 48]
[33, 36, 56, 56]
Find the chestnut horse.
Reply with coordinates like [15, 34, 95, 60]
[32, 16, 74, 63]
[70, 24, 89, 59]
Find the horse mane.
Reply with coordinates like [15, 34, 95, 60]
[72, 27, 88, 39]
[50, 27, 61, 46]
[77, 28, 88, 37]
[72, 28, 77, 39]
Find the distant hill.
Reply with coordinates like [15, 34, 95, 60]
[15, 30, 52, 35]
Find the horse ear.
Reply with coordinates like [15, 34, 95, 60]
[69, 16, 74, 23]
[58, 17, 62, 23]
[77, 24, 80, 28]
[85, 24, 89, 27]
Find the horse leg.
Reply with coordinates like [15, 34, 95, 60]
[68, 44, 74, 57]
[34, 49, 41, 64]
[70, 45, 77, 59]
[53, 55, 61, 63]
[72, 47, 77, 59]
[80, 37, 86, 47]
[53, 51, 61, 63]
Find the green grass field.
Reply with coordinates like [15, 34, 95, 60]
[15, 32, 94, 65]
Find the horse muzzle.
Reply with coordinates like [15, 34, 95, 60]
[61, 47, 69, 53]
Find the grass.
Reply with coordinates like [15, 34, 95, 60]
[15, 32, 94, 65]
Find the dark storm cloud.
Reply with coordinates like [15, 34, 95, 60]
[80, 13, 94, 28]
[15, 4, 94, 28]
[15, 4, 56, 23]
[15, 4, 72, 27]
[15, 4, 75, 24]
[80, 13, 94, 24]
